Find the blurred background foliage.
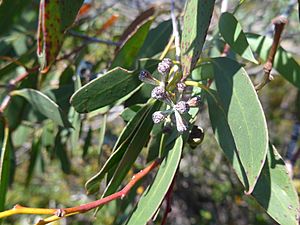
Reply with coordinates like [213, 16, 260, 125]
[0, 0, 299, 224]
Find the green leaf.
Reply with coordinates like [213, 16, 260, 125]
[219, 12, 258, 64]
[207, 57, 268, 193]
[121, 104, 143, 122]
[69, 73, 82, 151]
[247, 33, 300, 89]
[146, 123, 163, 162]
[111, 19, 153, 70]
[0, 0, 31, 35]
[37, 0, 64, 73]
[0, 122, 10, 213]
[37, 0, 83, 73]
[85, 103, 152, 194]
[11, 88, 72, 128]
[181, 0, 215, 78]
[137, 20, 173, 58]
[252, 144, 300, 225]
[70, 67, 141, 113]
[125, 136, 183, 225]
[54, 129, 71, 174]
[191, 61, 214, 81]
[101, 101, 160, 198]
[25, 135, 41, 186]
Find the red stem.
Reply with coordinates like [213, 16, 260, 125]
[256, 15, 287, 91]
[58, 159, 160, 215]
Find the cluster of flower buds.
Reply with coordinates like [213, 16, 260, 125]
[139, 58, 201, 132]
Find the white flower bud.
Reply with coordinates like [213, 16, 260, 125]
[152, 111, 167, 124]
[177, 82, 186, 92]
[174, 110, 187, 132]
[151, 86, 166, 100]
[187, 96, 201, 107]
[157, 58, 173, 76]
[174, 101, 190, 114]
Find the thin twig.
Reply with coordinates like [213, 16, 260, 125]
[0, 160, 161, 224]
[160, 35, 175, 61]
[56, 45, 86, 61]
[221, 0, 229, 13]
[0, 56, 30, 70]
[170, 0, 180, 62]
[255, 16, 288, 91]
[68, 31, 121, 46]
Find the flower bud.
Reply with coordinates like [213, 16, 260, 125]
[157, 58, 173, 76]
[174, 110, 187, 132]
[151, 86, 167, 100]
[187, 96, 201, 107]
[152, 111, 167, 124]
[174, 101, 190, 114]
[139, 70, 159, 85]
[176, 82, 186, 93]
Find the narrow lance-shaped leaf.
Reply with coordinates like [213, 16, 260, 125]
[25, 135, 41, 186]
[125, 136, 183, 225]
[181, 0, 215, 78]
[252, 144, 300, 225]
[10, 89, 72, 128]
[247, 33, 300, 89]
[0, 122, 10, 213]
[219, 12, 258, 64]
[137, 19, 173, 58]
[37, 0, 63, 73]
[37, 0, 84, 73]
[111, 19, 153, 70]
[101, 101, 161, 198]
[207, 57, 268, 193]
[70, 67, 142, 113]
[85, 103, 152, 194]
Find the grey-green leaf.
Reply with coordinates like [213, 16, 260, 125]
[207, 57, 268, 193]
[137, 19, 172, 58]
[181, 0, 215, 78]
[111, 19, 153, 70]
[0, 122, 10, 213]
[252, 144, 300, 225]
[219, 12, 258, 64]
[247, 33, 300, 89]
[85, 103, 152, 194]
[70, 67, 141, 113]
[125, 136, 183, 225]
[101, 101, 160, 198]
[11, 89, 72, 128]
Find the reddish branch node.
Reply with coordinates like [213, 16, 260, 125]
[255, 15, 288, 91]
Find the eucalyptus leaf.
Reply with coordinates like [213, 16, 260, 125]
[101, 101, 160, 198]
[37, 0, 83, 72]
[111, 19, 153, 70]
[125, 136, 183, 225]
[207, 57, 268, 193]
[11, 89, 72, 128]
[252, 144, 300, 225]
[219, 12, 258, 64]
[137, 19, 172, 58]
[191, 61, 214, 81]
[0, 123, 10, 213]
[85, 103, 152, 194]
[25, 135, 41, 186]
[70, 67, 141, 113]
[181, 0, 215, 78]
